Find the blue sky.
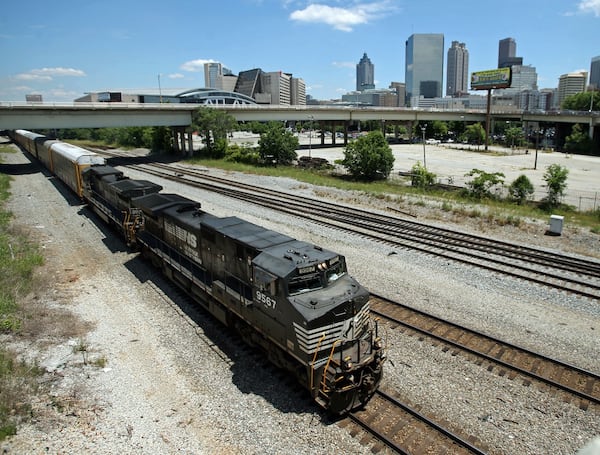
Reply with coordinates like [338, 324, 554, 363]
[1, 0, 599, 102]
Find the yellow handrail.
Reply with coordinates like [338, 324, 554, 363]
[320, 339, 342, 393]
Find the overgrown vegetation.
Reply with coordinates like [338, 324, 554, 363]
[409, 161, 436, 188]
[0, 146, 45, 441]
[0, 154, 44, 333]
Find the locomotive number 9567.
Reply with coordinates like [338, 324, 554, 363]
[256, 290, 277, 310]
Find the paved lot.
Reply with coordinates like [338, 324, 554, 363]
[228, 132, 600, 211]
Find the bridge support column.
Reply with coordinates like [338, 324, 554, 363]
[172, 128, 180, 153]
[187, 132, 193, 157]
[331, 121, 336, 145]
[344, 122, 349, 145]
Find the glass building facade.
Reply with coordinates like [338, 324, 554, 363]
[356, 53, 375, 91]
[590, 56, 600, 90]
[446, 41, 469, 97]
[405, 34, 444, 106]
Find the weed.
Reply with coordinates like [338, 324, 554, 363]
[0, 349, 42, 441]
[73, 339, 89, 365]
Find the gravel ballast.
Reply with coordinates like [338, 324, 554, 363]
[1, 144, 599, 454]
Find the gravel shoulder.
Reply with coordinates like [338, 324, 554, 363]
[1, 143, 599, 455]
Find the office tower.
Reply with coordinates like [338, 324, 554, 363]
[558, 71, 588, 106]
[389, 82, 406, 107]
[446, 41, 469, 97]
[498, 37, 523, 68]
[504, 65, 538, 93]
[590, 56, 600, 90]
[405, 33, 444, 105]
[291, 77, 306, 105]
[261, 71, 292, 105]
[204, 62, 224, 89]
[235, 68, 263, 99]
[356, 53, 375, 90]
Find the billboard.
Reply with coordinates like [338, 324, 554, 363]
[25, 94, 43, 103]
[470, 68, 512, 90]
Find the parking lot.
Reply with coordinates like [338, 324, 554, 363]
[229, 132, 600, 211]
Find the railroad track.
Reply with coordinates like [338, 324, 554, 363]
[370, 293, 600, 409]
[117, 159, 600, 300]
[342, 389, 488, 454]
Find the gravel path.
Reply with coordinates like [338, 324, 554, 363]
[1, 143, 599, 454]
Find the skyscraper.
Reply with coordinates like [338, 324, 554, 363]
[204, 63, 233, 89]
[590, 55, 600, 90]
[498, 37, 522, 68]
[405, 33, 444, 105]
[356, 53, 375, 91]
[558, 71, 588, 106]
[446, 41, 469, 97]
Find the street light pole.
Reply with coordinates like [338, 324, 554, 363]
[421, 124, 427, 168]
[158, 74, 162, 103]
[308, 115, 314, 159]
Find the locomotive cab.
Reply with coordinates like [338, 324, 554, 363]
[253, 242, 385, 414]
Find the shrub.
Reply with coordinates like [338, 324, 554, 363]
[341, 131, 394, 180]
[508, 175, 534, 205]
[224, 143, 260, 165]
[410, 161, 436, 188]
[464, 169, 505, 199]
[542, 164, 569, 208]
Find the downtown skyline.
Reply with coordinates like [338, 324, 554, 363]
[1, 0, 599, 103]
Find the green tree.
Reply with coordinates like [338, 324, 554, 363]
[561, 91, 600, 111]
[257, 122, 299, 165]
[564, 123, 594, 154]
[341, 131, 394, 180]
[465, 123, 486, 145]
[508, 174, 535, 205]
[410, 161, 436, 188]
[505, 126, 524, 148]
[432, 120, 448, 139]
[464, 169, 505, 199]
[151, 126, 173, 153]
[543, 164, 569, 207]
[191, 107, 238, 157]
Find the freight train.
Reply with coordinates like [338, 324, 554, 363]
[9, 129, 386, 414]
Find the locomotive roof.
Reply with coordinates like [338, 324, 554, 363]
[110, 179, 163, 198]
[202, 216, 294, 250]
[253, 240, 337, 277]
[85, 165, 124, 179]
[132, 193, 200, 217]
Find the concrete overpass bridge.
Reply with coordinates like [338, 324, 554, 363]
[1, 102, 598, 150]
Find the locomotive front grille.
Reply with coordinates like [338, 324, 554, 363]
[293, 303, 370, 356]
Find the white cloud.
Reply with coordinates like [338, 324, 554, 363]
[578, 0, 600, 16]
[289, 1, 398, 32]
[180, 59, 218, 72]
[168, 73, 185, 79]
[332, 61, 355, 69]
[15, 67, 86, 81]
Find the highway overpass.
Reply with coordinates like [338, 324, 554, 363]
[1, 102, 598, 131]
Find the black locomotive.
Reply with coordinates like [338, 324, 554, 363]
[11, 129, 386, 414]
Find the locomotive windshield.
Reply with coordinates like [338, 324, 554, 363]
[287, 258, 346, 295]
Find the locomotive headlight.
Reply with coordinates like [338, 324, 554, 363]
[342, 356, 353, 370]
[374, 337, 383, 350]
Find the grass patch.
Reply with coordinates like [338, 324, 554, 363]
[185, 157, 599, 234]
[0, 350, 43, 440]
[0, 169, 44, 332]
[0, 151, 47, 441]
